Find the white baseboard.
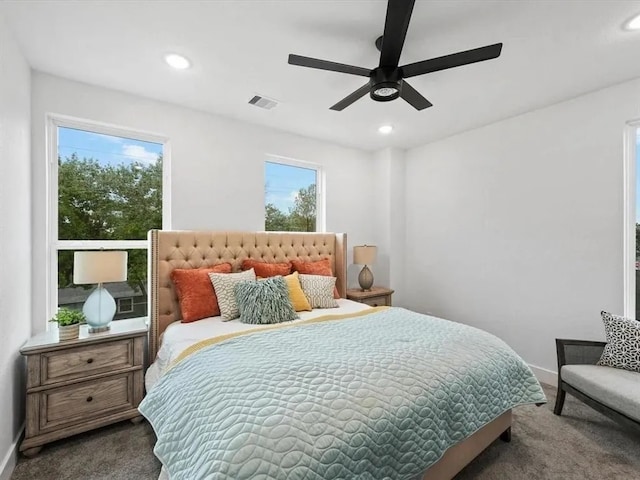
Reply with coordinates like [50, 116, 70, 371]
[0, 425, 23, 480]
[529, 364, 557, 388]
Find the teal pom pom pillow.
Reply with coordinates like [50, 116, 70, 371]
[234, 276, 298, 325]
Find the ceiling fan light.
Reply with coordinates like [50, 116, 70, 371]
[373, 87, 398, 97]
[371, 81, 401, 102]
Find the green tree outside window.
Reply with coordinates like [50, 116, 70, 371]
[58, 154, 162, 296]
[265, 184, 316, 232]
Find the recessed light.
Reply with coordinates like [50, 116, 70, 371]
[624, 13, 640, 31]
[164, 53, 191, 70]
[378, 125, 393, 135]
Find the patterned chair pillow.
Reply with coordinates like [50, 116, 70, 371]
[597, 311, 640, 373]
[209, 268, 256, 320]
[298, 274, 339, 309]
[234, 276, 298, 325]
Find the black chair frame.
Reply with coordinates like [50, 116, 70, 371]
[555, 338, 640, 432]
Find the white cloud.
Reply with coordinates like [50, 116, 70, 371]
[265, 190, 299, 211]
[121, 144, 159, 164]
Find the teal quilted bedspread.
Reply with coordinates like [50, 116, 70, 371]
[139, 307, 546, 480]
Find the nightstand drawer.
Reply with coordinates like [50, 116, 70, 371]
[361, 296, 389, 307]
[346, 287, 393, 307]
[41, 339, 134, 385]
[40, 373, 134, 431]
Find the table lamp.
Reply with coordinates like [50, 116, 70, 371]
[73, 251, 128, 332]
[353, 245, 377, 291]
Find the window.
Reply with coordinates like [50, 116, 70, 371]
[49, 117, 169, 321]
[624, 123, 640, 318]
[264, 158, 323, 232]
[117, 298, 134, 314]
[629, 128, 640, 319]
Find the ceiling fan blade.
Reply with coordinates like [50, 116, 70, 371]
[400, 80, 432, 111]
[401, 43, 503, 78]
[288, 54, 371, 77]
[379, 0, 416, 67]
[330, 83, 371, 111]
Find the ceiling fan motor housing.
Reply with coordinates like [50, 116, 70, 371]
[370, 67, 401, 102]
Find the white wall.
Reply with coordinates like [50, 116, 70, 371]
[31, 73, 381, 329]
[0, 12, 31, 480]
[405, 76, 640, 376]
[372, 148, 407, 305]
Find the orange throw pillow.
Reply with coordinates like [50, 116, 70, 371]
[241, 259, 291, 277]
[290, 258, 340, 298]
[171, 263, 232, 322]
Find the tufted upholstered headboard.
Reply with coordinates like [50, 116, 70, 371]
[147, 230, 347, 360]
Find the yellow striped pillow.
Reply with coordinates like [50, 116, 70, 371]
[284, 272, 312, 312]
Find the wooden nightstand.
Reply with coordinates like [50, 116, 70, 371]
[19, 317, 147, 457]
[346, 287, 394, 307]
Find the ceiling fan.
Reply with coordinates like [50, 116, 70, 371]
[288, 0, 503, 111]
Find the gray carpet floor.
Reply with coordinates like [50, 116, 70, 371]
[11, 384, 640, 480]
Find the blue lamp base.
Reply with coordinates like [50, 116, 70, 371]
[82, 283, 116, 333]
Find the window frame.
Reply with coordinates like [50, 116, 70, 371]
[264, 154, 325, 233]
[624, 120, 640, 318]
[46, 114, 171, 322]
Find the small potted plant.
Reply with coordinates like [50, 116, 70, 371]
[51, 308, 86, 341]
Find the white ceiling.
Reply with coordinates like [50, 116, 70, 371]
[2, 0, 640, 151]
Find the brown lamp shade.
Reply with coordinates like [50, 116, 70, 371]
[353, 245, 377, 265]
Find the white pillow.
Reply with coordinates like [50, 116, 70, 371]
[298, 274, 339, 309]
[209, 268, 256, 320]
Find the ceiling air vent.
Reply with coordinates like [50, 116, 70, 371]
[248, 95, 278, 110]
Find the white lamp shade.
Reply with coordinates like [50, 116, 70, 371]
[73, 251, 128, 284]
[353, 245, 377, 265]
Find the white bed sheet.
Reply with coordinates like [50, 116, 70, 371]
[145, 298, 371, 391]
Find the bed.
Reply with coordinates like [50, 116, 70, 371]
[142, 230, 545, 480]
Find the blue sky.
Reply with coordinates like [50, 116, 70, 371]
[58, 127, 162, 167]
[265, 161, 316, 212]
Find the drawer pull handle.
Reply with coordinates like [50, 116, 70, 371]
[86, 358, 94, 364]
[86, 396, 93, 402]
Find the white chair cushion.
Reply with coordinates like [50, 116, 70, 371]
[562, 364, 640, 422]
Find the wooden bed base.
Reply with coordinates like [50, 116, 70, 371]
[422, 410, 512, 479]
